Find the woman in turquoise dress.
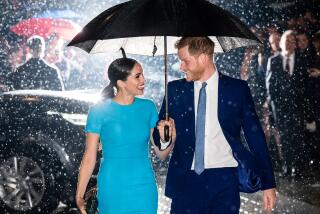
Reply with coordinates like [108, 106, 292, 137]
[75, 58, 176, 214]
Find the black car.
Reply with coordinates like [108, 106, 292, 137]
[0, 90, 100, 213]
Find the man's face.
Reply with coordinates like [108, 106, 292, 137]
[283, 34, 296, 54]
[177, 46, 204, 82]
[297, 34, 309, 50]
[269, 33, 280, 53]
[313, 40, 320, 52]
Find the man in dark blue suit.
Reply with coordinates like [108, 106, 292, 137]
[155, 37, 276, 213]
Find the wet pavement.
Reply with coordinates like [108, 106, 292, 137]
[156, 175, 320, 214]
[54, 175, 320, 214]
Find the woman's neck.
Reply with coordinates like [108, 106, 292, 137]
[113, 92, 135, 105]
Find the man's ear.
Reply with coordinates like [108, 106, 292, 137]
[199, 53, 207, 64]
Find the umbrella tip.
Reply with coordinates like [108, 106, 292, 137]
[152, 36, 157, 56]
[120, 47, 126, 58]
[152, 44, 157, 57]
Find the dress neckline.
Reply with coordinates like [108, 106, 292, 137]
[111, 97, 136, 107]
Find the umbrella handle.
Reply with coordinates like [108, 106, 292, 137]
[164, 125, 170, 142]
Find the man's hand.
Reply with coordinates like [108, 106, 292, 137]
[263, 188, 276, 213]
[306, 121, 316, 132]
[308, 68, 320, 78]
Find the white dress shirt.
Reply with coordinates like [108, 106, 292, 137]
[191, 71, 238, 170]
[282, 52, 295, 76]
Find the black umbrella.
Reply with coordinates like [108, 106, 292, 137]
[68, 0, 259, 53]
[68, 0, 260, 140]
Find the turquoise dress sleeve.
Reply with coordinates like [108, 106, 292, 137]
[85, 105, 103, 135]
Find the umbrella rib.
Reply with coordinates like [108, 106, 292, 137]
[215, 37, 227, 53]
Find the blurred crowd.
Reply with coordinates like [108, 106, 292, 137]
[228, 10, 320, 186]
[0, 32, 106, 92]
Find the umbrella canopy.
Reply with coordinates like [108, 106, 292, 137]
[68, 0, 260, 133]
[68, 0, 260, 55]
[10, 18, 81, 41]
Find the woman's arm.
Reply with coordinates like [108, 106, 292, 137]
[75, 133, 99, 214]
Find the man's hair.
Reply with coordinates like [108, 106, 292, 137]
[279, 30, 296, 50]
[27, 35, 44, 52]
[296, 30, 308, 37]
[269, 31, 280, 42]
[175, 37, 215, 57]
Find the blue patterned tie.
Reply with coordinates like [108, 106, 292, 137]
[195, 82, 207, 175]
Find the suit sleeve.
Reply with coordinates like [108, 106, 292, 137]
[241, 82, 276, 190]
[5, 71, 16, 91]
[265, 57, 276, 127]
[49, 68, 64, 91]
[265, 57, 274, 101]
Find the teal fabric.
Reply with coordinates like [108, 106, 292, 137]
[85, 97, 158, 213]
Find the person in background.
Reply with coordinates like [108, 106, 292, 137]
[268, 31, 281, 57]
[306, 31, 320, 185]
[44, 34, 70, 83]
[266, 30, 309, 178]
[0, 36, 11, 92]
[7, 35, 64, 91]
[7, 42, 26, 72]
[296, 30, 315, 66]
[264, 30, 283, 174]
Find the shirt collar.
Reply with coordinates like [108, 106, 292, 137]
[289, 52, 295, 60]
[195, 69, 218, 88]
[281, 51, 295, 60]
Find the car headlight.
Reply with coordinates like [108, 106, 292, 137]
[47, 111, 87, 126]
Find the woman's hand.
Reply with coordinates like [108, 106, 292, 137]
[151, 117, 176, 160]
[75, 133, 99, 214]
[76, 196, 87, 214]
[157, 117, 176, 143]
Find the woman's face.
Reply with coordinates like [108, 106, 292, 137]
[122, 63, 145, 96]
